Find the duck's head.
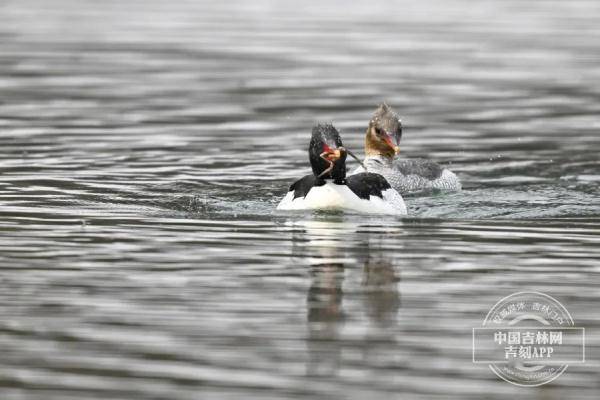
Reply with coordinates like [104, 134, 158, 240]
[365, 103, 402, 158]
[309, 124, 347, 183]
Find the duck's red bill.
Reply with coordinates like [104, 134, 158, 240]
[383, 134, 400, 154]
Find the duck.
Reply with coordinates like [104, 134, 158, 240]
[351, 103, 461, 195]
[277, 124, 407, 215]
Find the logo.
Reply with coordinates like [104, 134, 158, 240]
[473, 292, 585, 386]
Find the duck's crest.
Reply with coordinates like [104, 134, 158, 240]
[372, 102, 400, 123]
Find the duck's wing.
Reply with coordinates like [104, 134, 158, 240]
[277, 174, 319, 210]
[346, 172, 407, 215]
[288, 174, 318, 199]
[392, 158, 461, 192]
[392, 158, 444, 180]
[346, 172, 391, 199]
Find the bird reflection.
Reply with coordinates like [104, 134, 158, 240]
[307, 263, 345, 324]
[306, 262, 345, 376]
[362, 258, 400, 327]
[287, 218, 402, 377]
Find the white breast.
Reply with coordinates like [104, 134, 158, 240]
[276, 181, 407, 215]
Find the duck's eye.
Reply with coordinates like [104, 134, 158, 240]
[374, 127, 383, 136]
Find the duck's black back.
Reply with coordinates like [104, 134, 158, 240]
[288, 174, 324, 199]
[346, 172, 391, 200]
[287, 172, 391, 201]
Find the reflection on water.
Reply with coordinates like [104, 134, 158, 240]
[363, 259, 400, 327]
[307, 262, 345, 377]
[301, 220, 402, 379]
[299, 220, 402, 382]
[0, 0, 599, 399]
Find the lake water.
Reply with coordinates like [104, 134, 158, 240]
[0, 0, 599, 398]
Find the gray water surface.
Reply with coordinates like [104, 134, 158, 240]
[0, 0, 599, 399]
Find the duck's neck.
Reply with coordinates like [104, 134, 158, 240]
[364, 153, 394, 167]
